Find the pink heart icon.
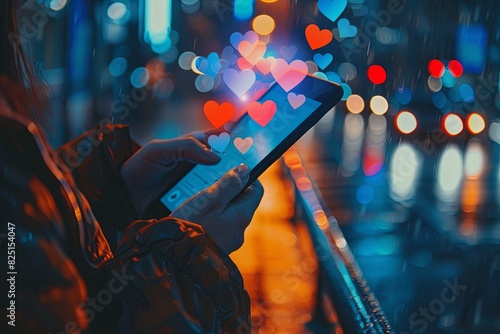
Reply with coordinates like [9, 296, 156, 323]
[223, 68, 256, 97]
[271, 58, 308, 92]
[247, 100, 277, 127]
[234, 137, 254, 154]
[287, 93, 306, 109]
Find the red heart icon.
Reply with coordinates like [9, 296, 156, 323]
[305, 24, 332, 50]
[203, 100, 235, 128]
[247, 100, 277, 127]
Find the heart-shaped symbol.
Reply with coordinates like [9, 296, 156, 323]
[223, 68, 256, 97]
[238, 40, 267, 65]
[280, 45, 298, 61]
[287, 93, 306, 109]
[234, 137, 254, 154]
[313, 53, 333, 70]
[318, 0, 347, 23]
[271, 58, 308, 92]
[211, 59, 229, 74]
[221, 46, 238, 65]
[203, 100, 235, 128]
[230, 30, 259, 49]
[208, 132, 230, 152]
[255, 56, 275, 75]
[337, 18, 357, 38]
[247, 100, 277, 127]
[237, 57, 254, 70]
[305, 24, 333, 50]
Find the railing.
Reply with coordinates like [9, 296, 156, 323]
[283, 148, 394, 334]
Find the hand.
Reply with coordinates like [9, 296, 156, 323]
[121, 136, 221, 216]
[171, 164, 264, 254]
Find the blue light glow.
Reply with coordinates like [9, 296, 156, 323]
[234, 0, 254, 21]
[145, 0, 172, 45]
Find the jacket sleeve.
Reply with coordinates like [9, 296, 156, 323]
[0, 147, 89, 334]
[96, 217, 251, 334]
[57, 124, 140, 251]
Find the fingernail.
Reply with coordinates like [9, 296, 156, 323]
[235, 163, 249, 177]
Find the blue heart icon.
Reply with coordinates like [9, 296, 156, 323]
[208, 132, 231, 153]
[318, 0, 347, 23]
[338, 18, 358, 38]
[313, 53, 333, 70]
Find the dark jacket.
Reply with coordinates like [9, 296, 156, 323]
[0, 103, 250, 333]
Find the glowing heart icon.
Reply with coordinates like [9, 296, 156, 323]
[287, 93, 306, 109]
[305, 24, 333, 50]
[237, 57, 254, 70]
[313, 53, 333, 70]
[230, 30, 259, 49]
[223, 68, 256, 97]
[203, 100, 235, 128]
[221, 46, 238, 65]
[247, 100, 277, 127]
[234, 137, 254, 154]
[238, 40, 267, 65]
[255, 56, 275, 75]
[271, 58, 308, 92]
[280, 45, 298, 61]
[337, 18, 357, 38]
[208, 132, 230, 152]
[318, 0, 347, 23]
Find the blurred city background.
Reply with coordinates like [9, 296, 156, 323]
[18, 0, 500, 333]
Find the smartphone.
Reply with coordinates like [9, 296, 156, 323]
[145, 75, 343, 217]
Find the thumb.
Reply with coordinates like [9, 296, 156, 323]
[205, 164, 250, 211]
[155, 137, 221, 165]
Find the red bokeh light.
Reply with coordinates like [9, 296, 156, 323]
[367, 65, 386, 85]
[428, 59, 445, 77]
[448, 60, 463, 77]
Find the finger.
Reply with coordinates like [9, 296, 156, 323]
[155, 137, 221, 165]
[223, 180, 264, 226]
[205, 164, 250, 211]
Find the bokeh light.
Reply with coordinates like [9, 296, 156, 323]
[346, 94, 365, 114]
[395, 111, 417, 134]
[49, 0, 67, 11]
[367, 65, 386, 84]
[107, 2, 129, 22]
[467, 113, 486, 134]
[395, 87, 412, 105]
[428, 59, 445, 77]
[252, 15, 275, 35]
[370, 95, 388, 115]
[443, 113, 463, 136]
[428, 76, 443, 92]
[130, 67, 150, 88]
[108, 57, 128, 77]
[448, 60, 463, 77]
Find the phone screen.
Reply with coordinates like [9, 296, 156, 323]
[161, 83, 323, 212]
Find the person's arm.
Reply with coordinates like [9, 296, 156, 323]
[0, 147, 89, 333]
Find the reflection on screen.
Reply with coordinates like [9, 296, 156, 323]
[161, 84, 321, 211]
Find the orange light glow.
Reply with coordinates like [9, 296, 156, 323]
[346, 94, 364, 114]
[252, 15, 275, 36]
[467, 113, 486, 134]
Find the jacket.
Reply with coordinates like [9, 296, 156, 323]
[0, 98, 250, 333]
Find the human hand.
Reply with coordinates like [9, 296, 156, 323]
[171, 164, 264, 254]
[121, 136, 221, 216]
